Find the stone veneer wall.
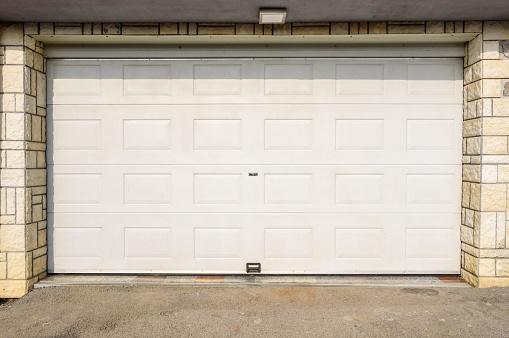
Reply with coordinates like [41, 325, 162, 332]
[0, 24, 47, 298]
[0, 21, 508, 297]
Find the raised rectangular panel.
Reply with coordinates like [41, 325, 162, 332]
[53, 228, 102, 257]
[193, 64, 242, 95]
[194, 174, 241, 204]
[406, 174, 456, 205]
[123, 119, 172, 150]
[264, 64, 313, 95]
[336, 119, 384, 150]
[264, 119, 313, 150]
[53, 120, 101, 150]
[123, 65, 172, 96]
[265, 174, 312, 204]
[124, 174, 172, 204]
[124, 228, 172, 258]
[336, 64, 384, 95]
[194, 228, 241, 258]
[193, 119, 242, 150]
[335, 229, 383, 258]
[264, 228, 313, 259]
[407, 64, 455, 95]
[335, 174, 383, 204]
[407, 119, 454, 150]
[53, 174, 101, 204]
[52, 65, 101, 96]
[406, 229, 454, 258]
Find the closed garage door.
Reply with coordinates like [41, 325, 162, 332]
[47, 54, 462, 274]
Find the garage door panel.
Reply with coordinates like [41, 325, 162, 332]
[49, 213, 459, 273]
[48, 104, 461, 166]
[48, 57, 462, 274]
[49, 165, 460, 214]
[48, 59, 462, 105]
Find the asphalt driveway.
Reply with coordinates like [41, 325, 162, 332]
[1, 285, 509, 338]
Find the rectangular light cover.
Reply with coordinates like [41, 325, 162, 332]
[259, 9, 287, 24]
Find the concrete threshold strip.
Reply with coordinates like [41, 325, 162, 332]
[36, 275, 469, 289]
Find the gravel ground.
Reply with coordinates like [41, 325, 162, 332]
[1, 285, 509, 337]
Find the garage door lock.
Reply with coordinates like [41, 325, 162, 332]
[246, 262, 261, 273]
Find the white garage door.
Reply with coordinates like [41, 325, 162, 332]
[47, 55, 463, 274]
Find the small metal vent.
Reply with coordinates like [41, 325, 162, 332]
[246, 262, 261, 273]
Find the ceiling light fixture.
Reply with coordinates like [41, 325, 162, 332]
[259, 8, 287, 25]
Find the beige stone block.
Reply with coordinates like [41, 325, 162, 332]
[1, 65, 24, 92]
[483, 60, 509, 79]
[83, 23, 92, 35]
[4, 47, 24, 65]
[482, 155, 509, 164]
[92, 23, 102, 35]
[1, 94, 16, 111]
[159, 23, 178, 35]
[481, 184, 506, 211]
[358, 22, 368, 34]
[463, 118, 482, 137]
[463, 164, 480, 182]
[483, 117, 509, 136]
[0, 262, 6, 280]
[0, 225, 25, 251]
[23, 23, 38, 35]
[368, 22, 386, 34]
[483, 21, 509, 40]
[462, 183, 471, 208]
[6, 150, 25, 168]
[102, 23, 121, 35]
[466, 136, 481, 154]
[39, 23, 54, 35]
[349, 22, 359, 34]
[425, 21, 444, 34]
[0, 280, 30, 298]
[37, 229, 47, 247]
[1, 169, 24, 186]
[483, 136, 508, 153]
[188, 23, 197, 35]
[470, 183, 481, 210]
[479, 212, 497, 247]
[498, 165, 509, 182]
[33, 53, 43, 72]
[31, 115, 42, 142]
[33, 246, 47, 259]
[496, 259, 509, 276]
[122, 24, 159, 35]
[467, 35, 482, 66]
[273, 24, 291, 35]
[477, 276, 509, 287]
[36, 151, 46, 168]
[198, 25, 235, 35]
[464, 21, 482, 33]
[33, 255, 47, 276]
[292, 25, 329, 35]
[36, 72, 46, 108]
[178, 23, 188, 35]
[54, 24, 82, 35]
[387, 24, 425, 34]
[481, 165, 497, 183]
[26, 151, 37, 168]
[26, 169, 46, 187]
[7, 252, 28, 279]
[32, 203, 43, 222]
[483, 79, 502, 98]
[463, 253, 478, 274]
[496, 212, 506, 248]
[234, 24, 253, 35]
[483, 41, 500, 59]
[465, 81, 482, 101]
[479, 258, 496, 276]
[331, 23, 348, 35]
[0, 24, 23, 45]
[460, 225, 474, 245]
[263, 25, 273, 35]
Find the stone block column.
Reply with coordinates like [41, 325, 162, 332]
[461, 21, 509, 287]
[0, 23, 47, 298]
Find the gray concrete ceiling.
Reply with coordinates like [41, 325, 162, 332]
[0, 0, 508, 22]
